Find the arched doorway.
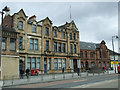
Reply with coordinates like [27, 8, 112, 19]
[85, 61, 88, 70]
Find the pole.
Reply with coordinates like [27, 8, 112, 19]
[0, 9, 4, 80]
[112, 36, 116, 73]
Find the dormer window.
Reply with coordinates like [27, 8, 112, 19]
[54, 30, 57, 37]
[46, 27, 49, 35]
[19, 21, 23, 30]
[33, 25, 36, 33]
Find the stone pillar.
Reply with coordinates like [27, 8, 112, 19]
[77, 59, 80, 68]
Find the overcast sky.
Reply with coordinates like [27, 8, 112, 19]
[0, 2, 118, 52]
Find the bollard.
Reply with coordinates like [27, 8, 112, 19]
[107, 70, 109, 74]
[53, 74, 55, 80]
[93, 71, 94, 76]
[41, 75, 43, 81]
[87, 72, 88, 76]
[72, 73, 74, 78]
[63, 73, 65, 79]
[12, 76, 14, 85]
[3, 76, 5, 86]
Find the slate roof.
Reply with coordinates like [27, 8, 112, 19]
[109, 49, 120, 55]
[80, 41, 101, 50]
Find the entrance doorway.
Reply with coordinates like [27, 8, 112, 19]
[73, 59, 77, 72]
[85, 61, 88, 70]
[19, 60, 23, 76]
[44, 58, 47, 74]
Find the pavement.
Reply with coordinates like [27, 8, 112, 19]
[0, 70, 116, 88]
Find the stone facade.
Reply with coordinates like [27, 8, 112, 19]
[80, 40, 111, 71]
[2, 9, 80, 77]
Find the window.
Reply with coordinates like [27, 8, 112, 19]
[48, 58, 51, 70]
[32, 57, 36, 69]
[54, 58, 58, 70]
[54, 30, 57, 37]
[85, 51, 87, 58]
[74, 33, 76, 40]
[99, 62, 101, 68]
[19, 21, 23, 30]
[103, 62, 106, 67]
[35, 39, 38, 50]
[27, 57, 31, 70]
[19, 36, 23, 49]
[91, 62, 95, 67]
[99, 50, 101, 58]
[58, 43, 61, 52]
[70, 33, 72, 40]
[70, 44, 73, 53]
[80, 51, 83, 58]
[63, 59, 66, 69]
[58, 58, 62, 69]
[102, 49, 107, 58]
[46, 27, 49, 35]
[46, 40, 49, 51]
[90, 52, 95, 58]
[54, 42, 57, 52]
[30, 39, 34, 50]
[2, 37, 6, 50]
[33, 25, 36, 33]
[107, 62, 109, 68]
[63, 43, 66, 53]
[63, 32, 65, 39]
[10, 38, 16, 51]
[74, 44, 77, 53]
[37, 57, 40, 70]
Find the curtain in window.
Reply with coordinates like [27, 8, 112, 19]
[32, 57, 36, 69]
[58, 58, 62, 69]
[37, 57, 40, 70]
[10, 38, 16, 50]
[54, 58, 57, 70]
[27, 57, 31, 70]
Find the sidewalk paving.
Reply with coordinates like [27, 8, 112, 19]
[1, 70, 116, 87]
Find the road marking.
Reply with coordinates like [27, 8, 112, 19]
[18, 79, 86, 88]
[73, 80, 85, 82]
[71, 79, 118, 88]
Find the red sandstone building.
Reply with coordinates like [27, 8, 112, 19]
[80, 40, 111, 71]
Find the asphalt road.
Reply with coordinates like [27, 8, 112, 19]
[4, 74, 119, 88]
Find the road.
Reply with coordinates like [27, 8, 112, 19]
[3, 74, 119, 88]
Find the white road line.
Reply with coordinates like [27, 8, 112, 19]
[70, 79, 118, 88]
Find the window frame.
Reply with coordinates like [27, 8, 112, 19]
[33, 24, 36, 33]
[10, 38, 16, 51]
[18, 21, 23, 30]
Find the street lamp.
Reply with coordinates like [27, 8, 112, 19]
[112, 35, 118, 73]
[0, 6, 10, 79]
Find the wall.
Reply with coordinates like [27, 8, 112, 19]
[1, 55, 19, 80]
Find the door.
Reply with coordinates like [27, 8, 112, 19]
[85, 61, 88, 70]
[44, 58, 47, 74]
[19, 60, 23, 76]
[73, 59, 77, 72]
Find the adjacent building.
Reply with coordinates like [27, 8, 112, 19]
[80, 40, 111, 71]
[109, 50, 120, 72]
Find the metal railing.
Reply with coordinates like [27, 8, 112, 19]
[2, 70, 113, 87]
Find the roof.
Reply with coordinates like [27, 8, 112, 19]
[2, 27, 17, 33]
[109, 49, 120, 55]
[80, 41, 96, 50]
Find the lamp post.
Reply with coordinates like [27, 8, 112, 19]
[112, 35, 118, 73]
[0, 6, 10, 79]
